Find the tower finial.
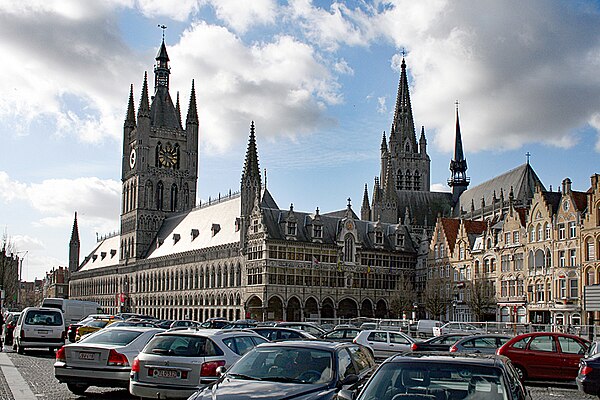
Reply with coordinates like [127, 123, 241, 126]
[158, 24, 167, 40]
[525, 151, 531, 164]
[455, 99, 459, 111]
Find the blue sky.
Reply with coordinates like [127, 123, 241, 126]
[1, 0, 600, 281]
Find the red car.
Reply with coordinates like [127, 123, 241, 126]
[497, 332, 589, 381]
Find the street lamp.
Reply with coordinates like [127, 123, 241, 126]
[412, 302, 418, 321]
[452, 299, 458, 321]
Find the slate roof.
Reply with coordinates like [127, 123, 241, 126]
[79, 236, 120, 271]
[150, 89, 181, 129]
[456, 163, 544, 214]
[541, 191, 561, 215]
[572, 191, 588, 212]
[395, 191, 453, 226]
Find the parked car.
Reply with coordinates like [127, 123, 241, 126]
[353, 330, 415, 360]
[497, 332, 590, 381]
[187, 340, 377, 400]
[3, 311, 21, 346]
[413, 319, 443, 337]
[13, 307, 65, 354]
[170, 320, 201, 329]
[156, 319, 175, 329]
[339, 352, 531, 400]
[250, 326, 317, 341]
[75, 318, 118, 342]
[410, 333, 470, 352]
[54, 326, 164, 395]
[577, 351, 600, 396]
[130, 328, 268, 399]
[66, 314, 120, 343]
[223, 319, 259, 329]
[322, 327, 362, 342]
[275, 322, 326, 337]
[450, 334, 512, 354]
[199, 318, 229, 329]
[435, 322, 485, 336]
[106, 321, 158, 329]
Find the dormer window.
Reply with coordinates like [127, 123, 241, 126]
[212, 224, 221, 236]
[235, 218, 241, 232]
[287, 221, 297, 236]
[191, 229, 199, 240]
[110, 249, 117, 257]
[396, 233, 404, 247]
[313, 224, 323, 239]
[375, 231, 383, 245]
[100, 252, 107, 260]
[173, 233, 181, 244]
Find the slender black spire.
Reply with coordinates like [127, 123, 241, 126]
[68, 212, 80, 273]
[175, 91, 182, 129]
[138, 72, 150, 118]
[448, 102, 469, 203]
[242, 121, 261, 186]
[186, 80, 198, 125]
[124, 84, 136, 128]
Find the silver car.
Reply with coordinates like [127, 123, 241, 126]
[449, 334, 512, 354]
[54, 326, 164, 395]
[130, 328, 268, 399]
[353, 329, 415, 360]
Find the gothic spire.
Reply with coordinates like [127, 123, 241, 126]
[381, 131, 388, 152]
[391, 56, 417, 151]
[242, 121, 261, 187]
[138, 71, 150, 118]
[448, 103, 469, 203]
[175, 91, 182, 128]
[68, 211, 80, 273]
[70, 212, 80, 245]
[124, 84, 136, 128]
[186, 79, 198, 125]
[154, 37, 170, 92]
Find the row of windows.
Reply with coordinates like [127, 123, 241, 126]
[528, 221, 577, 242]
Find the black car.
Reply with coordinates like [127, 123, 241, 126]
[251, 327, 317, 341]
[187, 340, 376, 400]
[577, 347, 600, 396]
[340, 352, 531, 400]
[410, 333, 470, 352]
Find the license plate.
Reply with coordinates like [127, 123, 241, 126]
[78, 352, 96, 360]
[153, 369, 180, 379]
[37, 330, 49, 335]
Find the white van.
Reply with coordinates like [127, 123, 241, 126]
[415, 319, 443, 337]
[14, 307, 65, 354]
[41, 298, 103, 326]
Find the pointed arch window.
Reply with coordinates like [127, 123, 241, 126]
[144, 181, 153, 208]
[344, 234, 355, 263]
[405, 142, 410, 153]
[174, 144, 181, 170]
[155, 142, 162, 167]
[396, 169, 403, 190]
[183, 183, 189, 210]
[170, 184, 178, 211]
[405, 171, 412, 190]
[156, 181, 164, 211]
[413, 170, 420, 191]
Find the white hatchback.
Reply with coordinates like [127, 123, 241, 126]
[14, 307, 65, 354]
[130, 328, 268, 399]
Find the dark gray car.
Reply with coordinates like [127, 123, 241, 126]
[450, 334, 512, 354]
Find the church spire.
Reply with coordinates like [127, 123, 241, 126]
[154, 37, 170, 92]
[242, 121, 261, 186]
[390, 56, 417, 151]
[68, 212, 80, 273]
[175, 91, 182, 129]
[124, 84, 136, 129]
[138, 71, 150, 118]
[361, 183, 371, 220]
[186, 79, 198, 126]
[448, 102, 469, 203]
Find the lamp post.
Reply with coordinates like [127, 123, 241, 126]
[452, 299, 458, 321]
[412, 302, 418, 321]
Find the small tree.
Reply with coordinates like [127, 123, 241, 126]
[389, 274, 416, 319]
[423, 277, 452, 320]
[466, 279, 496, 321]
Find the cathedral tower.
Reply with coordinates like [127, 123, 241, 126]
[120, 37, 199, 261]
[240, 122, 262, 253]
[68, 212, 80, 273]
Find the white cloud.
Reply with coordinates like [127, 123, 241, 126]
[207, 0, 277, 33]
[334, 58, 354, 75]
[135, 0, 201, 21]
[377, 97, 387, 114]
[170, 21, 340, 152]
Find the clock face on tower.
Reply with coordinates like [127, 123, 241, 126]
[158, 144, 178, 168]
[129, 148, 136, 169]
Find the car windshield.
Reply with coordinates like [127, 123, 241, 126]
[80, 329, 143, 345]
[228, 347, 333, 384]
[357, 362, 507, 400]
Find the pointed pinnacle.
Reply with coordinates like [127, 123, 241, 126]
[186, 79, 198, 125]
[138, 72, 150, 118]
[125, 84, 136, 128]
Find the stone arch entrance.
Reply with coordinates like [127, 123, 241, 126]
[321, 298, 335, 319]
[286, 297, 302, 321]
[246, 295, 263, 320]
[338, 298, 358, 319]
[304, 297, 319, 319]
[375, 299, 388, 318]
[360, 299, 374, 317]
[267, 296, 284, 321]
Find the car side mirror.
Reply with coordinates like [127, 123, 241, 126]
[337, 389, 355, 400]
[216, 366, 227, 376]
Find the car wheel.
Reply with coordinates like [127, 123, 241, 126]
[67, 383, 89, 395]
[16, 340, 24, 354]
[514, 365, 526, 381]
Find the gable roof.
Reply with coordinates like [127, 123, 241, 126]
[440, 218, 460, 253]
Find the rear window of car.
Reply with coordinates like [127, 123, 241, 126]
[85, 320, 109, 328]
[145, 334, 224, 357]
[222, 335, 267, 355]
[81, 329, 143, 345]
[24, 310, 62, 326]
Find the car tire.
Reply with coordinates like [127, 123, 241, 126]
[514, 365, 526, 381]
[67, 383, 89, 395]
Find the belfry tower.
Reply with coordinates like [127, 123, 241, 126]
[447, 103, 470, 204]
[119, 36, 199, 261]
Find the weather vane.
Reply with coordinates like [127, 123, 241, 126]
[401, 48, 406, 58]
[455, 99, 459, 111]
[158, 24, 167, 40]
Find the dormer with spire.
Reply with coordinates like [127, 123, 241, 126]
[448, 102, 470, 204]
